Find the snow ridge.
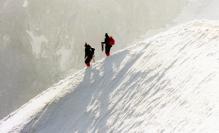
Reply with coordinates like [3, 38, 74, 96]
[1, 20, 219, 133]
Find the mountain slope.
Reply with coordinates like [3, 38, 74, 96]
[1, 20, 219, 133]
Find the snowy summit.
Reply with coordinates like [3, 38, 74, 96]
[0, 20, 219, 133]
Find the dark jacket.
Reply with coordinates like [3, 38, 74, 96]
[102, 34, 110, 45]
[101, 33, 111, 51]
[85, 44, 95, 59]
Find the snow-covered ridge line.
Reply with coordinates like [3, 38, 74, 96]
[1, 20, 219, 133]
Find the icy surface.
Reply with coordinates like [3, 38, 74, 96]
[0, 20, 219, 133]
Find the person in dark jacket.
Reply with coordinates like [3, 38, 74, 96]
[84, 43, 95, 67]
[101, 33, 112, 56]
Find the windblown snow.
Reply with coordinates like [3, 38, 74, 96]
[1, 20, 219, 133]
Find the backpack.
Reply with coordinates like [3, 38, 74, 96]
[109, 36, 115, 45]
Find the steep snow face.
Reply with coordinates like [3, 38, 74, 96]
[1, 0, 219, 120]
[0, 0, 186, 119]
[1, 20, 219, 133]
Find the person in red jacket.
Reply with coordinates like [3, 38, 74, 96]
[84, 43, 95, 67]
[101, 33, 115, 56]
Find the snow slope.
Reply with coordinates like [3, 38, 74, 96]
[1, 0, 219, 120]
[1, 20, 219, 133]
[0, 0, 185, 119]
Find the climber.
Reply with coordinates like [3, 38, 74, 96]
[101, 33, 115, 56]
[84, 43, 95, 67]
